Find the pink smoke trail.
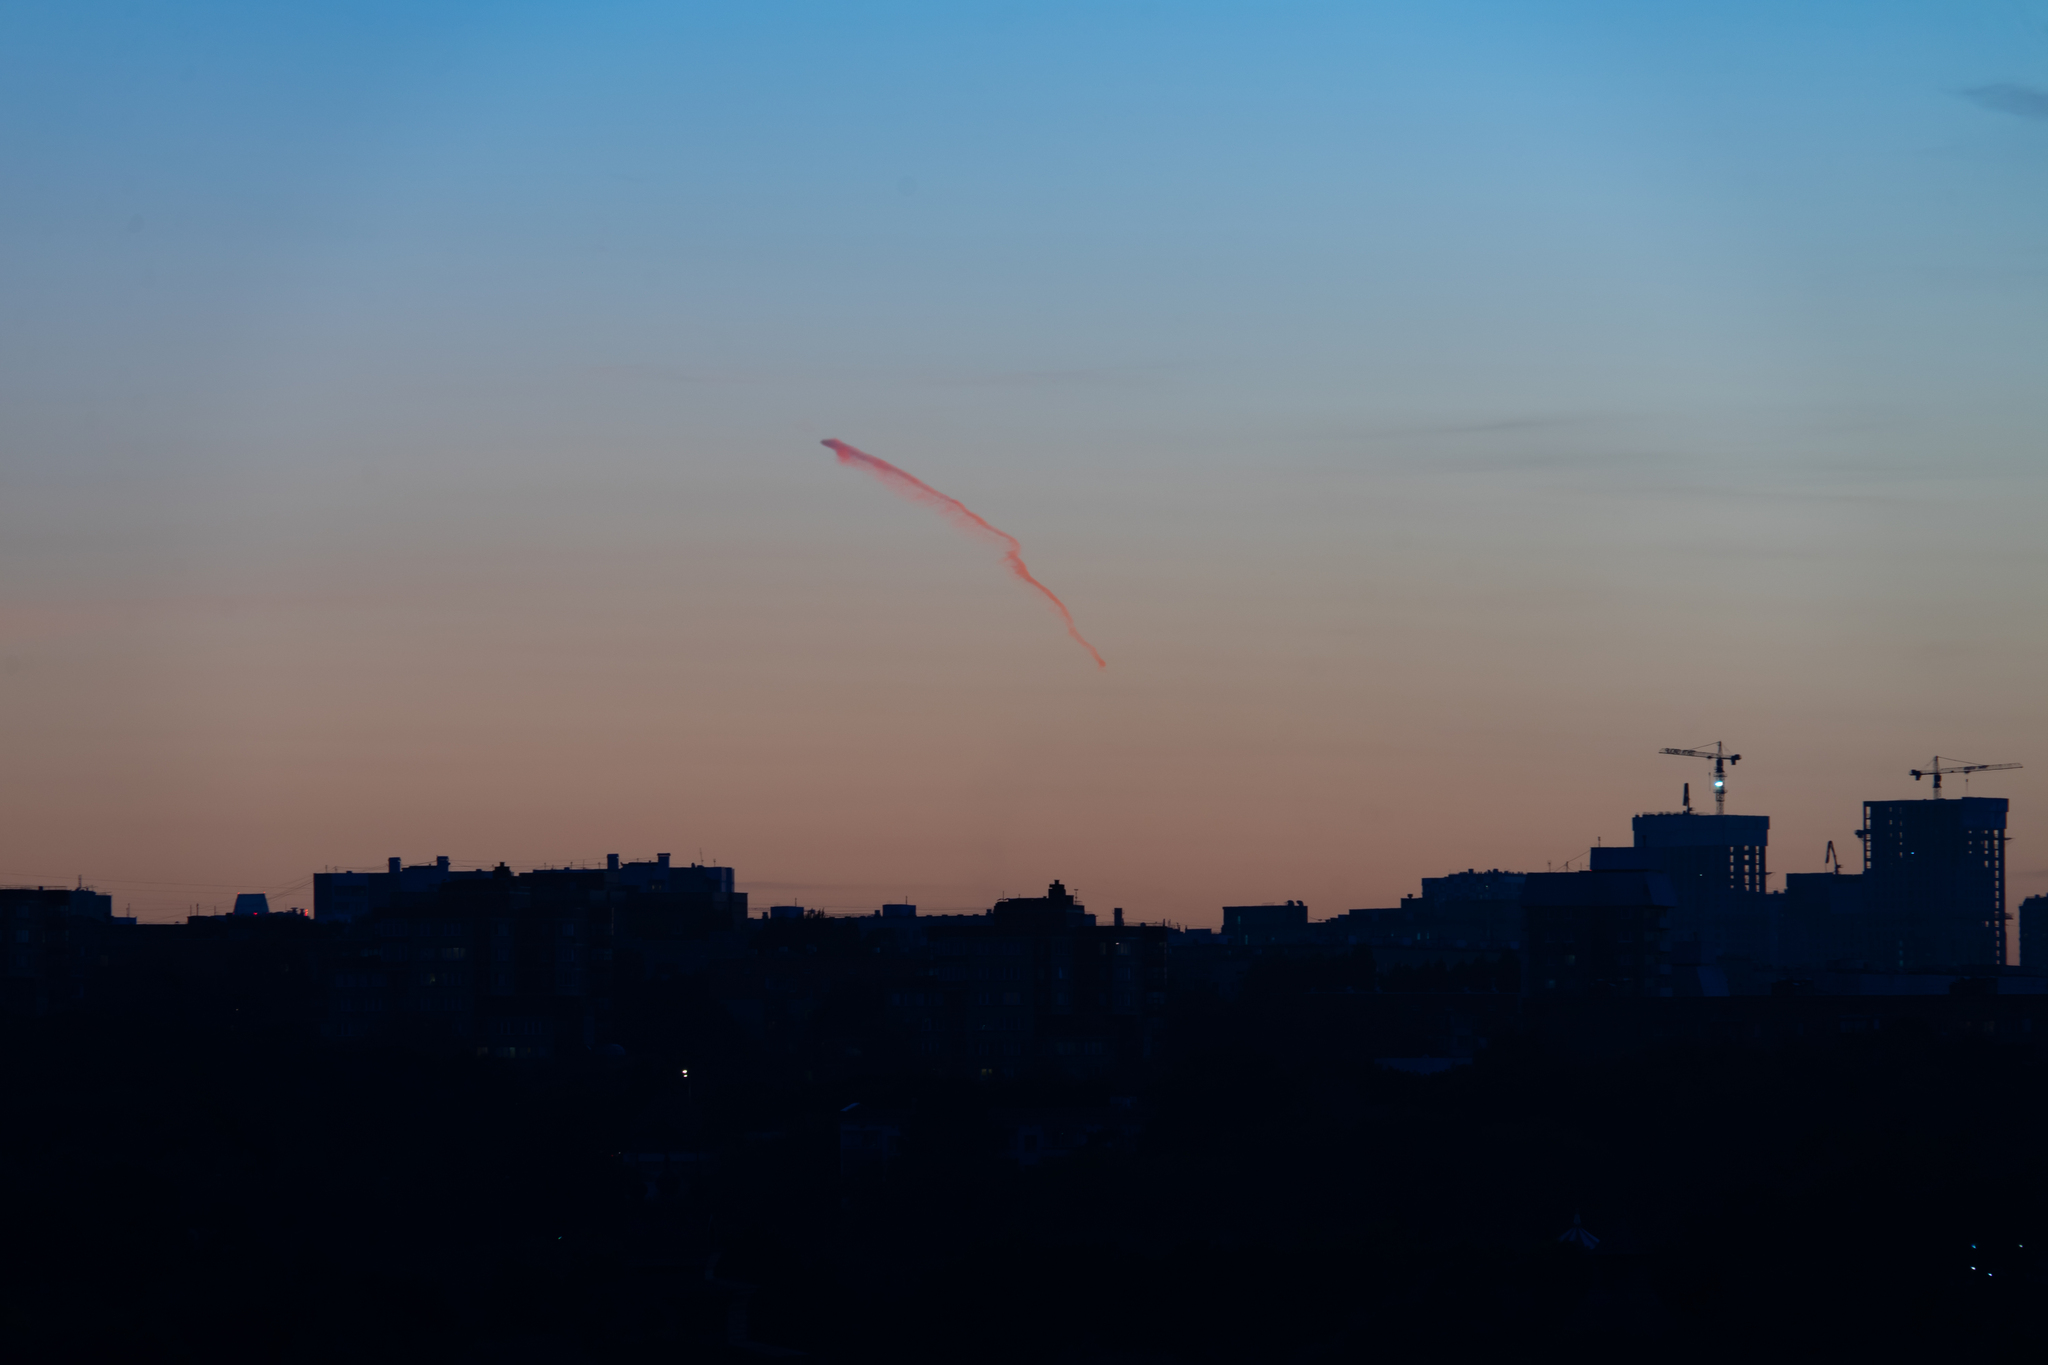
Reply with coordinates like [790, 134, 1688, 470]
[823, 439, 1107, 669]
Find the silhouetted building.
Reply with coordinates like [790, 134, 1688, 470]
[607, 856, 749, 985]
[317, 853, 743, 1047]
[1332, 871, 1526, 959]
[313, 856, 491, 922]
[1413, 869, 1526, 949]
[1338, 904, 1425, 947]
[0, 886, 120, 1015]
[1522, 869, 1674, 998]
[1779, 871, 1869, 969]
[1859, 798, 2008, 969]
[605, 852, 735, 901]
[325, 863, 617, 1055]
[116, 910, 330, 1026]
[2022, 895, 2048, 970]
[888, 881, 1167, 1080]
[2, 885, 112, 919]
[1592, 812, 1770, 976]
[1423, 869, 1526, 938]
[1222, 901, 1308, 945]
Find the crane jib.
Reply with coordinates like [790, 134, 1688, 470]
[1660, 743, 1741, 816]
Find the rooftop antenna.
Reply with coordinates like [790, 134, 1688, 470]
[1682, 782, 1691, 814]
[1660, 742, 1740, 816]
[1910, 756, 2021, 798]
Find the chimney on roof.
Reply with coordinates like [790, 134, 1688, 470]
[436, 856, 449, 872]
[607, 853, 620, 871]
[1113, 907, 1124, 927]
[658, 853, 671, 868]
[388, 856, 400, 875]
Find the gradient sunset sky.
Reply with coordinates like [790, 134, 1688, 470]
[4, 2, 2045, 925]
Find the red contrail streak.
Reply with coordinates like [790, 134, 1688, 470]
[823, 439, 1107, 669]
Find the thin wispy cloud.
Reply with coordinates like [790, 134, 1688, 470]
[583, 362, 1165, 389]
[1964, 83, 2048, 121]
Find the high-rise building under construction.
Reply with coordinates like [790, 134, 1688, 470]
[1591, 810, 1771, 986]
[1858, 797, 2008, 969]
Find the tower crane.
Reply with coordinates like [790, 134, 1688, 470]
[1909, 756, 2021, 797]
[1660, 742, 1740, 816]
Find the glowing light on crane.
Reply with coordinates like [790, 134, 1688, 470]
[1660, 741, 1741, 816]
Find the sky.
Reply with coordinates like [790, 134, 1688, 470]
[2, 1, 2046, 930]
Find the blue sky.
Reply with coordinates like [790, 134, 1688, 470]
[3, 2, 2045, 921]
